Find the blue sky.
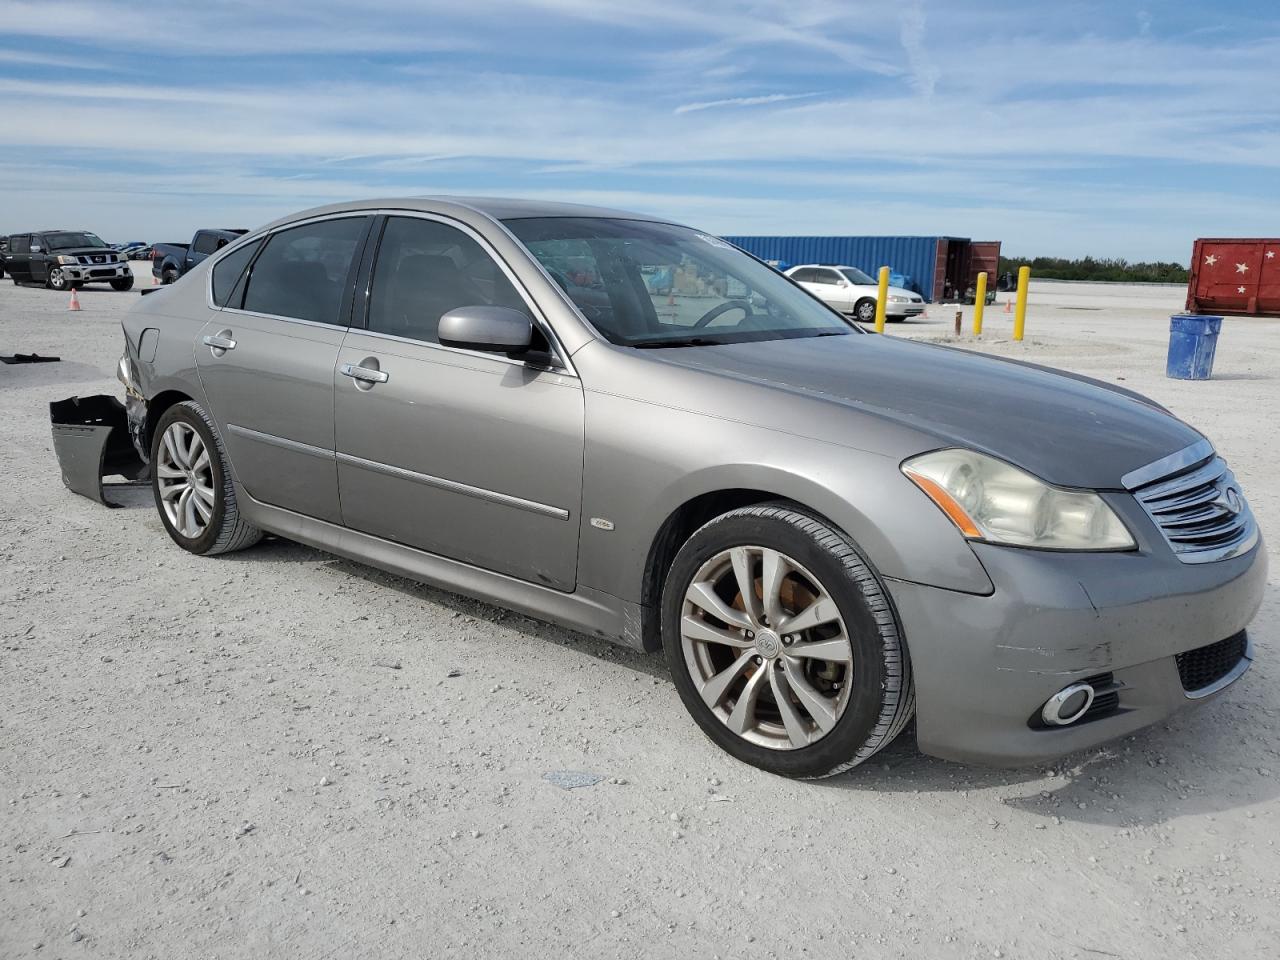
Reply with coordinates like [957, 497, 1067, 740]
[2, 1, 1278, 260]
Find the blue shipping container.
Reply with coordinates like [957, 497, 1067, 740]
[722, 235, 944, 301]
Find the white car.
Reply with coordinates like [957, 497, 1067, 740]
[785, 264, 924, 323]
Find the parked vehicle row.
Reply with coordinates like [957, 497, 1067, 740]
[4, 230, 135, 291]
[106, 196, 1264, 778]
[151, 228, 247, 285]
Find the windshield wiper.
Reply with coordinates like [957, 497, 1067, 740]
[629, 337, 724, 349]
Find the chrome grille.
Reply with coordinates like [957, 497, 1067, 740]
[1126, 445, 1257, 564]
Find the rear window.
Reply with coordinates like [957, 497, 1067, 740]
[193, 232, 226, 255]
[242, 218, 367, 325]
[211, 238, 262, 307]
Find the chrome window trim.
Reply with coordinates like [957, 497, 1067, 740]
[343, 326, 570, 376]
[1121, 438, 1215, 490]
[207, 208, 578, 378]
[335, 451, 569, 521]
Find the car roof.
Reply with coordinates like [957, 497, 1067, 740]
[257, 196, 679, 233]
[791, 264, 856, 271]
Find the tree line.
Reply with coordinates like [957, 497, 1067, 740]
[998, 256, 1188, 284]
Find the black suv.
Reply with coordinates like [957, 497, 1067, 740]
[6, 230, 134, 291]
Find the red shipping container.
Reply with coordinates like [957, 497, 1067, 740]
[1186, 238, 1280, 317]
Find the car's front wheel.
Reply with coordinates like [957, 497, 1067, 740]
[662, 503, 914, 778]
[151, 401, 262, 555]
[46, 266, 69, 291]
[110, 277, 134, 291]
[854, 298, 877, 323]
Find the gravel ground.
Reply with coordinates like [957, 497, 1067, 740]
[2, 275, 1277, 960]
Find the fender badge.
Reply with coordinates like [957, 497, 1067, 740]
[590, 517, 615, 531]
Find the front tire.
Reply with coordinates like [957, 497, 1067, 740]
[854, 298, 876, 323]
[661, 503, 914, 778]
[151, 401, 262, 556]
[46, 266, 69, 291]
[110, 277, 135, 291]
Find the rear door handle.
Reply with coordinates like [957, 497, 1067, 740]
[202, 332, 236, 358]
[341, 362, 389, 385]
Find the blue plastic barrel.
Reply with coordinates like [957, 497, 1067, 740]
[1166, 315, 1222, 380]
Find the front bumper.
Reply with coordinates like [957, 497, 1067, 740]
[61, 260, 131, 283]
[887, 300, 925, 318]
[887, 536, 1267, 766]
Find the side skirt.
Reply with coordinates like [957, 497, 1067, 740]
[237, 486, 645, 650]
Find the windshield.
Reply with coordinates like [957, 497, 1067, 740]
[839, 267, 876, 285]
[504, 217, 855, 347]
[44, 232, 107, 250]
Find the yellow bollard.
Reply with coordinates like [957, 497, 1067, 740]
[972, 271, 988, 335]
[1013, 265, 1030, 341]
[874, 266, 889, 333]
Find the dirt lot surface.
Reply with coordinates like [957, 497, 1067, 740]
[2, 275, 1277, 959]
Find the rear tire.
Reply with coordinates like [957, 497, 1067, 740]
[151, 401, 262, 556]
[661, 503, 914, 778]
[110, 277, 135, 291]
[162, 267, 179, 285]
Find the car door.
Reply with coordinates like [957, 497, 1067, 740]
[28, 235, 52, 285]
[334, 213, 585, 590]
[195, 215, 372, 525]
[6, 235, 31, 282]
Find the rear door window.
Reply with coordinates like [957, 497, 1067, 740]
[242, 218, 368, 325]
[11, 235, 30, 255]
[211, 238, 263, 307]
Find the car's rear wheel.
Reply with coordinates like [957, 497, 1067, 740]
[662, 503, 914, 778]
[151, 401, 262, 555]
[162, 267, 179, 285]
[854, 298, 876, 323]
[46, 266, 69, 291]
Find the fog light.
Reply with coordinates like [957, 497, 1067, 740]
[1041, 682, 1095, 726]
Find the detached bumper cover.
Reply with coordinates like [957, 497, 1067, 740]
[49, 395, 148, 506]
[888, 537, 1267, 766]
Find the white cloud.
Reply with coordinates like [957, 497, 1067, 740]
[674, 92, 820, 114]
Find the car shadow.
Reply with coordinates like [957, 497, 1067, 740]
[222, 535, 669, 680]
[222, 539, 1276, 823]
[814, 702, 1278, 827]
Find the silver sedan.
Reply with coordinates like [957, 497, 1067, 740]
[116, 197, 1266, 777]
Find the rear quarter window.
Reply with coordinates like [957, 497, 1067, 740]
[211, 238, 263, 307]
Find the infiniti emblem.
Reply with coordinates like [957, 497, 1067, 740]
[1215, 483, 1243, 516]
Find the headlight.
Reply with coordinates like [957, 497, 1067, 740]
[57, 255, 79, 265]
[888, 295, 907, 303]
[902, 449, 1135, 551]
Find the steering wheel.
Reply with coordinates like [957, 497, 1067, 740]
[692, 299, 753, 329]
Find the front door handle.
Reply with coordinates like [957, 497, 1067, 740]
[202, 331, 236, 357]
[341, 362, 390, 386]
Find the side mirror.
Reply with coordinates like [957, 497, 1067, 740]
[438, 305, 533, 354]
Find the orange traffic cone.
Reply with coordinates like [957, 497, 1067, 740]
[1003, 298, 1012, 314]
[152, 274, 160, 286]
[68, 288, 82, 312]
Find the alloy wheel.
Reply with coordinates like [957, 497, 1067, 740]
[680, 546, 854, 750]
[156, 422, 216, 539]
[48, 267, 67, 290]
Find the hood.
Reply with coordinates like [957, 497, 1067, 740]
[50, 247, 119, 260]
[648, 333, 1202, 489]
